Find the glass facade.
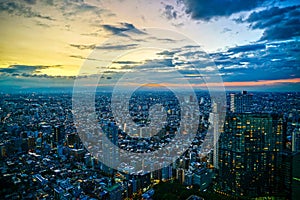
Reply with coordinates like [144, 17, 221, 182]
[218, 113, 284, 197]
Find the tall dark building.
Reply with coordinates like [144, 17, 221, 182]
[53, 125, 65, 144]
[282, 121, 300, 200]
[230, 91, 253, 113]
[218, 113, 285, 198]
[66, 133, 81, 148]
[291, 153, 300, 200]
[292, 122, 300, 152]
[283, 151, 300, 200]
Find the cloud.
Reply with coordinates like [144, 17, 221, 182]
[0, 64, 77, 90]
[227, 43, 266, 53]
[210, 40, 300, 82]
[69, 55, 105, 62]
[143, 58, 175, 68]
[70, 41, 139, 52]
[181, 0, 268, 21]
[163, 4, 177, 20]
[70, 44, 96, 50]
[221, 27, 232, 33]
[116, 58, 175, 72]
[95, 43, 139, 50]
[245, 5, 300, 41]
[112, 61, 142, 65]
[156, 50, 179, 57]
[60, 1, 106, 18]
[146, 36, 179, 43]
[0, 1, 55, 20]
[101, 22, 145, 36]
[0, 64, 61, 77]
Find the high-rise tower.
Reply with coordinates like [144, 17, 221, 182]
[230, 91, 253, 113]
[218, 113, 284, 197]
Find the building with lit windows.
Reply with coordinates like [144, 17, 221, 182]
[230, 91, 253, 113]
[53, 125, 65, 145]
[208, 101, 223, 169]
[218, 113, 285, 198]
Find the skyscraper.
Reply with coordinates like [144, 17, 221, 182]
[292, 123, 300, 153]
[282, 121, 300, 199]
[218, 113, 284, 198]
[230, 91, 253, 113]
[102, 122, 120, 174]
[53, 125, 65, 145]
[209, 101, 221, 169]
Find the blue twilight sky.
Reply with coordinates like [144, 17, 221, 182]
[0, 0, 299, 92]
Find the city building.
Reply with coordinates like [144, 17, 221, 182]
[176, 168, 185, 184]
[230, 91, 253, 113]
[53, 125, 65, 145]
[291, 153, 300, 200]
[208, 101, 222, 169]
[218, 113, 285, 197]
[292, 122, 300, 152]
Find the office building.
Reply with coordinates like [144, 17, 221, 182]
[218, 113, 284, 197]
[230, 91, 253, 113]
[53, 125, 65, 144]
[66, 133, 80, 148]
[176, 168, 185, 184]
[209, 101, 222, 169]
[292, 123, 300, 152]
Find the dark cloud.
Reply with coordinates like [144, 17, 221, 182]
[69, 55, 104, 61]
[163, 4, 177, 20]
[0, 64, 76, 91]
[210, 40, 300, 82]
[0, 65, 61, 77]
[70, 42, 139, 51]
[0, 1, 55, 20]
[144, 58, 175, 67]
[146, 36, 179, 43]
[181, 0, 268, 21]
[117, 58, 175, 71]
[246, 5, 300, 41]
[70, 44, 96, 50]
[70, 55, 88, 60]
[101, 22, 145, 36]
[228, 43, 266, 53]
[156, 50, 179, 57]
[112, 61, 142, 65]
[96, 43, 139, 50]
[182, 45, 202, 49]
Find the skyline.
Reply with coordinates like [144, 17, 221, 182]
[0, 0, 299, 91]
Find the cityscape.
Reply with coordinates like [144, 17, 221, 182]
[0, 91, 299, 199]
[0, 0, 300, 200]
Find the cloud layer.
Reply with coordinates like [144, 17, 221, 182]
[181, 0, 268, 21]
[246, 5, 300, 41]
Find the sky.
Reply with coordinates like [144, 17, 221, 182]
[0, 0, 299, 92]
